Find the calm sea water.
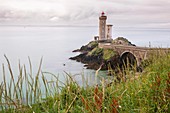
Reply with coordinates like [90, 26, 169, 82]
[0, 26, 170, 84]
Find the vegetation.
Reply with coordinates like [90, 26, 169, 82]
[79, 41, 98, 52]
[0, 51, 170, 113]
[88, 48, 116, 61]
[112, 37, 135, 46]
[116, 37, 129, 43]
[88, 41, 98, 48]
[88, 47, 103, 56]
[103, 49, 116, 60]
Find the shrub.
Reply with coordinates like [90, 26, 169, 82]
[88, 47, 103, 56]
[103, 49, 116, 60]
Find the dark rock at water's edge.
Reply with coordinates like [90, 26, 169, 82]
[69, 37, 136, 70]
[70, 51, 104, 70]
[72, 41, 98, 53]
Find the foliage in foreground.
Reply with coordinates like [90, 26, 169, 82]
[0, 52, 170, 113]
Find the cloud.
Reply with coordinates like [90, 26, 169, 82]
[0, 0, 170, 28]
[0, 0, 67, 23]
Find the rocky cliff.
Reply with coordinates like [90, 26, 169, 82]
[69, 37, 135, 70]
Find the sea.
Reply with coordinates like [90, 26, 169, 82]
[0, 25, 170, 85]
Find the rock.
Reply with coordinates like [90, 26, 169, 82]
[70, 37, 136, 71]
[72, 49, 80, 52]
[72, 41, 99, 53]
[112, 37, 136, 46]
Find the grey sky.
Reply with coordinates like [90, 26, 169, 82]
[0, 0, 170, 28]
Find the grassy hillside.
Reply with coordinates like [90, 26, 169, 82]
[0, 51, 170, 113]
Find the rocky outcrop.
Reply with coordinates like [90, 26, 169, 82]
[70, 52, 103, 70]
[69, 37, 136, 70]
[112, 37, 136, 46]
[72, 41, 98, 52]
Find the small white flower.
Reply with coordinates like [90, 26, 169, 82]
[119, 105, 122, 108]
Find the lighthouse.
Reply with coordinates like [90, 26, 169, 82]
[94, 12, 113, 41]
[99, 12, 107, 40]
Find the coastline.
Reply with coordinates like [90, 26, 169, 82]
[69, 37, 138, 72]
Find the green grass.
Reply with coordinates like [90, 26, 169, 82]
[88, 47, 103, 56]
[0, 51, 170, 113]
[88, 41, 98, 48]
[103, 49, 116, 60]
[88, 47, 116, 61]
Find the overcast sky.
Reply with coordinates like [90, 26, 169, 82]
[0, 0, 170, 28]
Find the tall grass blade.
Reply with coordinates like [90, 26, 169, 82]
[2, 64, 7, 103]
[4, 55, 18, 101]
[34, 57, 43, 103]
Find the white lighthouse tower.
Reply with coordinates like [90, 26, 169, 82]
[99, 12, 107, 40]
[106, 25, 113, 40]
[94, 12, 113, 41]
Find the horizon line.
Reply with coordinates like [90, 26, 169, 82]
[0, 25, 170, 30]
